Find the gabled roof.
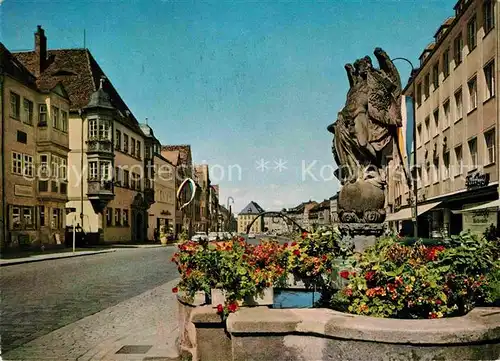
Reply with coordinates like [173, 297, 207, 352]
[239, 201, 265, 215]
[13, 48, 142, 134]
[1, 42, 38, 90]
[161, 145, 192, 165]
[161, 150, 180, 166]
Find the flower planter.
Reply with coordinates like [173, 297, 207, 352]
[211, 288, 274, 307]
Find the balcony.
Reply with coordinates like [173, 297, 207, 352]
[87, 179, 114, 213]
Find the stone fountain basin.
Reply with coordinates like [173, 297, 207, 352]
[178, 297, 500, 361]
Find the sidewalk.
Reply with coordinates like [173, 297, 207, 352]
[110, 244, 169, 249]
[2, 279, 181, 361]
[0, 249, 117, 267]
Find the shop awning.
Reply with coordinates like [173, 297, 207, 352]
[452, 199, 500, 214]
[386, 201, 442, 222]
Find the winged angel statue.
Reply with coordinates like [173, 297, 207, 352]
[328, 48, 404, 224]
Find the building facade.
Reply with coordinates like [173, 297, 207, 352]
[387, 0, 499, 238]
[141, 124, 176, 241]
[308, 200, 331, 230]
[237, 201, 265, 234]
[194, 164, 211, 233]
[1, 40, 70, 248]
[14, 27, 152, 243]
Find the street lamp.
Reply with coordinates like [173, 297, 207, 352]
[391, 57, 418, 238]
[226, 196, 234, 232]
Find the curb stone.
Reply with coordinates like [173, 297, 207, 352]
[0, 249, 117, 267]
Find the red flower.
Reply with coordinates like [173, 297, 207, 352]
[429, 312, 438, 319]
[365, 271, 376, 281]
[340, 270, 350, 279]
[172, 287, 178, 294]
[301, 232, 308, 239]
[291, 242, 297, 247]
[293, 249, 301, 256]
[227, 302, 238, 313]
[435, 299, 442, 305]
[387, 283, 397, 293]
[343, 288, 353, 296]
[322, 255, 327, 262]
[217, 304, 224, 313]
[238, 237, 245, 242]
[283, 243, 288, 248]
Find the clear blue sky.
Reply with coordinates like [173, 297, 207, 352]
[2, 0, 456, 213]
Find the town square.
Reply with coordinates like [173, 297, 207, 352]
[1, 0, 499, 360]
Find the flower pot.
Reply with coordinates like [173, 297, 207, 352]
[160, 236, 168, 245]
[210, 288, 274, 307]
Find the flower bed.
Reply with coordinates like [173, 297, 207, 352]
[172, 230, 500, 319]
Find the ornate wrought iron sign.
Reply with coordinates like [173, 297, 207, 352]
[466, 172, 490, 190]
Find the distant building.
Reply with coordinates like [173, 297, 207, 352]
[386, 0, 499, 238]
[287, 201, 318, 231]
[308, 199, 331, 230]
[237, 201, 265, 234]
[263, 213, 288, 234]
[1, 41, 70, 248]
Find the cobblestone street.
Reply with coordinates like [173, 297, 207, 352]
[0, 247, 178, 354]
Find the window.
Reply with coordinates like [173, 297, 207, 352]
[61, 111, 68, 132]
[424, 117, 430, 142]
[123, 209, 129, 226]
[468, 137, 478, 168]
[23, 99, 33, 124]
[115, 208, 121, 225]
[136, 141, 141, 159]
[52, 208, 61, 229]
[99, 120, 110, 140]
[424, 74, 430, 99]
[23, 154, 33, 177]
[115, 130, 121, 149]
[454, 89, 463, 120]
[443, 100, 450, 128]
[17, 130, 27, 144]
[484, 61, 495, 100]
[88, 119, 98, 139]
[123, 134, 129, 153]
[39, 180, 48, 192]
[12, 207, 21, 229]
[123, 170, 130, 188]
[131, 173, 137, 190]
[432, 63, 439, 89]
[38, 104, 47, 125]
[106, 208, 113, 226]
[39, 206, 45, 226]
[425, 162, 431, 185]
[89, 161, 98, 180]
[115, 167, 121, 185]
[484, 0, 495, 33]
[100, 161, 111, 181]
[455, 145, 463, 176]
[60, 157, 67, 180]
[10, 92, 20, 119]
[60, 182, 67, 194]
[443, 49, 450, 78]
[433, 157, 439, 183]
[51, 156, 59, 179]
[467, 15, 477, 51]
[443, 152, 450, 179]
[468, 76, 477, 111]
[433, 108, 439, 130]
[52, 106, 59, 129]
[51, 180, 58, 193]
[23, 207, 33, 228]
[131, 138, 136, 155]
[453, 33, 463, 66]
[485, 129, 496, 165]
[12, 152, 23, 175]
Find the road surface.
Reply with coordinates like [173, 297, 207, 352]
[0, 247, 177, 353]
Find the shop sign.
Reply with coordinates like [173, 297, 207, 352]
[462, 202, 497, 237]
[14, 185, 33, 197]
[466, 172, 490, 190]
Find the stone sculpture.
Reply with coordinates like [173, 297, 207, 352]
[327, 48, 403, 236]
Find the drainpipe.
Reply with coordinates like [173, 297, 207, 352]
[0, 73, 5, 245]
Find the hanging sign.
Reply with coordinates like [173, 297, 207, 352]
[176, 178, 197, 210]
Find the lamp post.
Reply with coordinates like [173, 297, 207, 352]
[226, 196, 234, 232]
[391, 57, 418, 238]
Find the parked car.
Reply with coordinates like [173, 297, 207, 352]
[208, 232, 219, 242]
[192, 232, 208, 242]
[248, 232, 256, 239]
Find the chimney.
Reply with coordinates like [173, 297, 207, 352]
[34, 25, 47, 75]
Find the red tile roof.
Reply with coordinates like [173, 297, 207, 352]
[13, 48, 142, 134]
[1, 42, 38, 90]
[161, 145, 192, 165]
